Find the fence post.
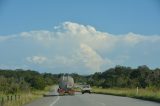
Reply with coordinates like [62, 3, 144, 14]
[15, 95, 17, 101]
[18, 95, 20, 99]
[1, 97, 4, 106]
[7, 96, 9, 101]
[136, 86, 139, 95]
[11, 96, 12, 101]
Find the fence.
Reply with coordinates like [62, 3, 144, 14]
[0, 95, 21, 106]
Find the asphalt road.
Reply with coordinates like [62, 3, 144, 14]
[24, 88, 160, 106]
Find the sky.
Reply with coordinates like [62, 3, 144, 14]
[0, 0, 160, 74]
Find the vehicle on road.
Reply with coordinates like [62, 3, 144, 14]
[81, 85, 91, 94]
[57, 75, 75, 95]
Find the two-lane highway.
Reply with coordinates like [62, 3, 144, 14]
[50, 93, 160, 106]
[25, 92, 160, 106]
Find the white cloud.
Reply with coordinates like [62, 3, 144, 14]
[51, 56, 77, 67]
[18, 22, 160, 50]
[27, 56, 47, 64]
[122, 32, 146, 44]
[0, 21, 160, 73]
[79, 44, 105, 72]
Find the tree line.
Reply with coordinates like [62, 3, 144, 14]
[86, 65, 160, 88]
[0, 69, 59, 94]
[0, 65, 160, 94]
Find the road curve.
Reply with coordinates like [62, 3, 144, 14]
[24, 93, 160, 106]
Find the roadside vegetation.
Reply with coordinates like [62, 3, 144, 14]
[0, 86, 54, 106]
[92, 87, 160, 102]
[0, 69, 58, 106]
[86, 65, 160, 102]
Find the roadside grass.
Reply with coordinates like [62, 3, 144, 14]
[74, 87, 81, 92]
[92, 87, 160, 103]
[0, 85, 54, 106]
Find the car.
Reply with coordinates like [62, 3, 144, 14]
[81, 85, 91, 94]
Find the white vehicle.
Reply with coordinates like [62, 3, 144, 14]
[81, 85, 91, 94]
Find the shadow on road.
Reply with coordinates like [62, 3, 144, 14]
[43, 94, 59, 97]
[43, 92, 84, 97]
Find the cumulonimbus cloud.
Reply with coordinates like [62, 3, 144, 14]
[0, 22, 160, 73]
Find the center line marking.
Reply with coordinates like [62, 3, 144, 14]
[49, 96, 60, 106]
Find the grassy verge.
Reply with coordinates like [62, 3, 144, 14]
[92, 87, 160, 103]
[0, 85, 55, 106]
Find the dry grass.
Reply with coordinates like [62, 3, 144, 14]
[92, 87, 160, 102]
[0, 85, 54, 106]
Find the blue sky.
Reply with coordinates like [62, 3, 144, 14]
[0, 0, 160, 74]
[0, 0, 160, 35]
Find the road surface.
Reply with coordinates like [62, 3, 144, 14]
[24, 87, 160, 106]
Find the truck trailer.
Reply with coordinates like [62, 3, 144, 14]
[57, 75, 75, 95]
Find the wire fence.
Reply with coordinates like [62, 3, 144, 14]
[0, 95, 21, 106]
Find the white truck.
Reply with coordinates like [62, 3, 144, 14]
[81, 85, 91, 94]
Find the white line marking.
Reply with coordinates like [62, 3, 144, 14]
[49, 96, 60, 106]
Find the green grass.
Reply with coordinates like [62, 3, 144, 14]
[92, 87, 160, 103]
[0, 85, 55, 106]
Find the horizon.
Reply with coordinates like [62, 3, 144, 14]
[0, 64, 158, 75]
